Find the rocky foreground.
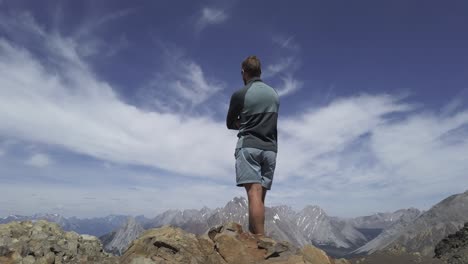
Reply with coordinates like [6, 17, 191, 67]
[0, 220, 350, 264]
[0, 220, 118, 264]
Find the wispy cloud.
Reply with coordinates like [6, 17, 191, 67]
[105, 34, 130, 57]
[263, 57, 297, 79]
[0, 12, 47, 38]
[0, 14, 233, 180]
[170, 62, 223, 105]
[74, 8, 138, 39]
[276, 75, 303, 97]
[195, 7, 229, 32]
[264, 35, 302, 97]
[142, 43, 225, 112]
[69, 8, 137, 58]
[26, 153, 52, 168]
[273, 35, 300, 52]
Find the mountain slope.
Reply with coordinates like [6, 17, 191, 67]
[434, 222, 468, 263]
[388, 190, 468, 255]
[355, 190, 468, 256]
[352, 208, 421, 254]
[144, 207, 212, 234]
[102, 216, 144, 255]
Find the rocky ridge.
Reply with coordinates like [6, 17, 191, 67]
[0, 220, 351, 264]
[0, 214, 129, 237]
[383, 191, 468, 256]
[122, 221, 351, 264]
[434, 222, 468, 264]
[352, 209, 422, 255]
[0, 220, 117, 264]
[352, 191, 468, 256]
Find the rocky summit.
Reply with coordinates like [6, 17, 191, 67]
[122, 221, 351, 264]
[0, 220, 351, 264]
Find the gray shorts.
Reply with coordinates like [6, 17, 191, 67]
[235, 147, 277, 190]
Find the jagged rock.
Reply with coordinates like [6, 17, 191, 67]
[120, 223, 226, 264]
[434, 222, 468, 264]
[0, 220, 117, 264]
[302, 244, 333, 264]
[123, 221, 350, 264]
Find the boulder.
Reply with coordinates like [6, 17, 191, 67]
[120, 223, 226, 264]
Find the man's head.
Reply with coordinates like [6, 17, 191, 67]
[241, 56, 261, 85]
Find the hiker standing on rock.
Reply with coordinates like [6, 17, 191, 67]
[226, 55, 280, 237]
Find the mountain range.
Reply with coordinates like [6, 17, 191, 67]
[356, 190, 468, 256]
[2, 190, 467, 259]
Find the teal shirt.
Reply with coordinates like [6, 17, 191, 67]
[226, 78, 280, 152]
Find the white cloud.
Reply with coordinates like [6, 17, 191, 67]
[171, 62, 222, 105]
[196, 7, 228, 32]
[276, 75, 303, 97]
[273, 95, 468, 216]
[0, 38, 234, 178]
[263, 57, 296, 79]
[264, 58, 302, 97]
[265, 35, 302, 97]
[26, 153, 52, 168]
[143, 44, 225, 112]
[0, 15, 234, 180]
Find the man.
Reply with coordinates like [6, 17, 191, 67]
[226, 55, 280, 237]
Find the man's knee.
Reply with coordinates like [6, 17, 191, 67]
[244, 183, 263, 197]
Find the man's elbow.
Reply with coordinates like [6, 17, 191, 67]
[226, 122, 236, 130]
[226, 120, 238, 130]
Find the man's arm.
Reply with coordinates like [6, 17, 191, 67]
[226, 92, 242, 130]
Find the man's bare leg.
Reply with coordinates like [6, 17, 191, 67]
[244, 183, 267, 235]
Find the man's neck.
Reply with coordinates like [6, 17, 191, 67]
[245, 76, 261, 85]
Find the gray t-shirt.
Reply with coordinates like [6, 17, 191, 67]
[226, 77, 280, 152]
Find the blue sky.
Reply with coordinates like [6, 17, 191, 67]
[0, 0, 467, 218]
